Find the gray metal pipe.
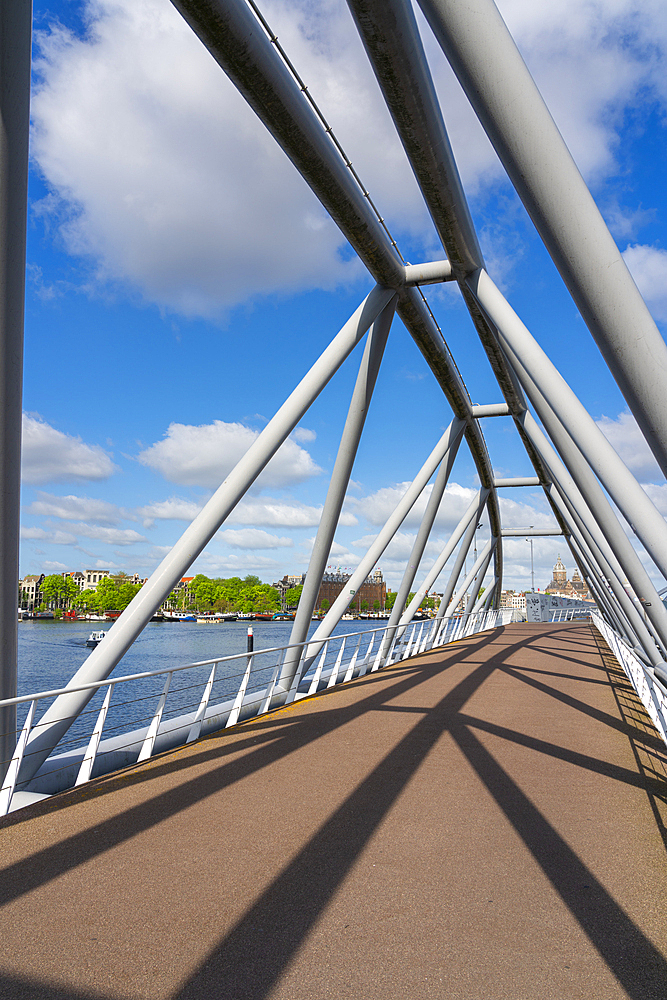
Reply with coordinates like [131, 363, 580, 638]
[306, 417, 467, 654]
[19, 285, 394, 784]
[384, 417, 465, 636]
[346, 0, 483, 275]
[547, 485, 661, 660]
[433, 495, 487, 622]
[494, 477, 541, 488]
[465, 546, 494, 614]
[0, 1, 32, 782]
[283, 297, 395, 686]
[400, 488, 488, 625]
[171, 0, 405, 289]
[521, 415, 665, 662]
[418, 0, 667, 478]
[510, 365, 667, 653]
[170, 0, 504, 599]
[470, 269, 667, 583]
[443, 537, 497, 619]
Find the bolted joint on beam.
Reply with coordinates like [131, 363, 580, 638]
[404, 260, 453, 285]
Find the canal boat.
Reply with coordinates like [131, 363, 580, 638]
[86, 630, 107, 647]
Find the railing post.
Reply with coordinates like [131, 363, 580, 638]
[0, 699, 35, 816]
[76, 683, 115, 786]
[137, 672, 172, 762]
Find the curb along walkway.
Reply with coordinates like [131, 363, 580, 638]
[1, 623, 666, 999]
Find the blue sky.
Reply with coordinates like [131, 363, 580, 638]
[21, 0, 667, 595]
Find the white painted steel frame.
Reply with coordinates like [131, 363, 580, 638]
[3, 0, 667, 788]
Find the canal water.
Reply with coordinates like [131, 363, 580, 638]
[16, 617, 390, 757]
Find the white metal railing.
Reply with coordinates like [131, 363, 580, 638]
[549, 608, 592, 622]
[0, 609, 517, 815]
[590, 612, 667, 747]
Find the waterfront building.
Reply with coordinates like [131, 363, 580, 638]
[500, 590, 527, 612]
[19, 574, 44, 612]
[273, 568, 387, 612]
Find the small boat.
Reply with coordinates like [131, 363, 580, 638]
[254, 613, 274, 621]
[104, 609, 122, 620]
[161, 610, 197, 621]
[271, 612, 294, 621]
[86, 630, 107, 647]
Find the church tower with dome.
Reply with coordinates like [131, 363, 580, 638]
[545, 555, 590, 599]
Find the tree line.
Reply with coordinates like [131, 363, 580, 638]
[24, 572, 282, 616]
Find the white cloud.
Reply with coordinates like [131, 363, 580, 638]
[137, 420, 321, 490]
[70, 523, 147, 546]
[596, 411, 664, 482]
[218, 528, 293, 550]
[21, 414, 116, 485]
[20, 526, 78, 545]
[292, 427, 317, 443]
[137, 497, 203, 528]
[26, 491, 130, 525]
[622, 244, 667, 322]
[30, 0, 366, 317]
[30, 0, 667, 316]
[640, 483, 667, 515]
[135, 493, 346, 529]
[348, 482, 479, 530]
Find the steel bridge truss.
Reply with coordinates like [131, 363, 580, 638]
[3, 0, 667, 786]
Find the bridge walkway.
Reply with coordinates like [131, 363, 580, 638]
[0, 623, 666, 999]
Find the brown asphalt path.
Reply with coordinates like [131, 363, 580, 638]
[0, 622, 666, 1000]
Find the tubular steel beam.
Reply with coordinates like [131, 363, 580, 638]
[382, 417, 466, 641]
[403, 260, 453, 285]
[400, 488, 489, 626]
[470, 268, 667, 584]
[471, 404, 510, 418]
[443, 537, 497, 619]
[501, 529, 562, 537]
[346, 0, 483, 275]
[285, 298, 395, 676]
[169, 0, 504, 601]
[19, 286, 394, 785]
[521, 413, 667, 663]
[494, 477, 541, 488]
[303, 417, 467, 657]
[418, 0, 667, 479]
[0, 1, 32, 783]
[432, 495, 487, 623]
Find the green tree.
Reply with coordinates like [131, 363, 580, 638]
[361, 599, 369, 611]
[320, 598, 330, 612]
[385, 592, 397, 611]
[78, 589, 99, 612]
[373, 600, 380, 612]
[95, 576, 120, 611]
[42, 574, 66, 609]
[285, 585, 303, 609]
[118, 582, 141, 609]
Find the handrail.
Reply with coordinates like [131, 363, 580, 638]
[590, 611, 667, 745]
[1, 610, 516, 815]
[0, 622, 396, 711]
